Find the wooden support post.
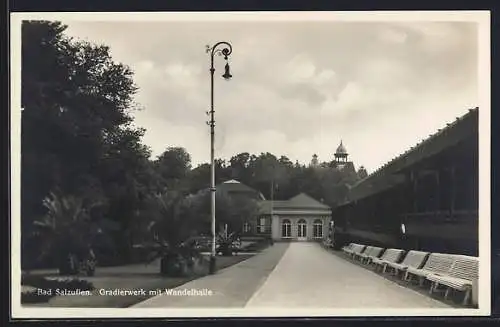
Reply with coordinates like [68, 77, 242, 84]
[408, 170, 420, 250]
[411, 170, 418, 212]
[450, 165, 456, 214]
[435, 170, 440, 211]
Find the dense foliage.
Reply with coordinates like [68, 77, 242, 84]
[21, 21, 367, 270]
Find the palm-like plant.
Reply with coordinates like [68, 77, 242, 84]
[216, 229, 240, 256]
[33, 191, 100, 275]
[143, 190, 203, 276]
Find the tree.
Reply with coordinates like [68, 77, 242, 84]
[229, 152, 251, 182]
[155, 147, 192, 189]
[246, 153, 279, 199]
[358, 166, 369, 179]
[143, 190, 203, 276]
[21, 20, 150, 267]
[214, 159, 232, 184]
[31, 191, 104, 274]
[229, 196, 260, 232]
[186, 164, 211, 194]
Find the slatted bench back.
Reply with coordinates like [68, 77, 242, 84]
[380, 248, 405, 263]
[449, 255, 478, 281]
[362, 246, 374, 256]
[370, 247, 384, 258]
[353, 244, 365, 254]
[423, 253, 456, 274]
[401, 250, 429, 268]
[345, 243, 354, 250]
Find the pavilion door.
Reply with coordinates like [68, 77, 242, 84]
[297, 219, 307, 241]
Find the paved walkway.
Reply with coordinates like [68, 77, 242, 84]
[132, 243, 289, 307]
[133, 242, 451, 309]
[245, 243, 450, 308]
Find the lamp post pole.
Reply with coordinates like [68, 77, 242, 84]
[206, 42, 233, 275]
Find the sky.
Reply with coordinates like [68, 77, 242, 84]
[61, 16, 479, 173]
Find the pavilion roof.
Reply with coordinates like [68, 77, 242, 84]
[259, 193, 331, 215]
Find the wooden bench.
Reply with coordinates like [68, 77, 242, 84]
[387, 250, 429, 278]
[345, 244, 366, 258]
[405, 253, 456, 286]
[352, 245, 370, 259]
[353, 245, 372, 261]
[371, 248, 405, 273]
[341, 243, 355, 254]
[351, 244, 368, 259]
[426, 255, 478, 305]
[358, 246, 384, 264]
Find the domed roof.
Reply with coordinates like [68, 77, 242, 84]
[335, 140, 348, 155]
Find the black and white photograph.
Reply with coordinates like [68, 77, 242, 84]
[10, 11, 491, 318]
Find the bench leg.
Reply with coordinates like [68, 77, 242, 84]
[419, 276, 425, 287]
[403, 271, 409, 281]
[444, 287, 451, 300]
[432, 282, 441, 294]
[463, 289, 471, 306]
[382, 264, 387, 274]
[429, 281, 440, 294]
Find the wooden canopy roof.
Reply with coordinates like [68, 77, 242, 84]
[344, 107, 479, 204]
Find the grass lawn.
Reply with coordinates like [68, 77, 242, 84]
[23, 254, 254, 308]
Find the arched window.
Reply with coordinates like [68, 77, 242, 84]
[258, 217, 267, 233]
[282, 219, 291, 238]
[313, 219, 323, 238]
[297, 219, 307, 238]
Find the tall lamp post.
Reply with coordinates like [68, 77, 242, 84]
[206, 42, 233, 274]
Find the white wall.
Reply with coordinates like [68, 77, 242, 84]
[272, 215, 330, 241]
